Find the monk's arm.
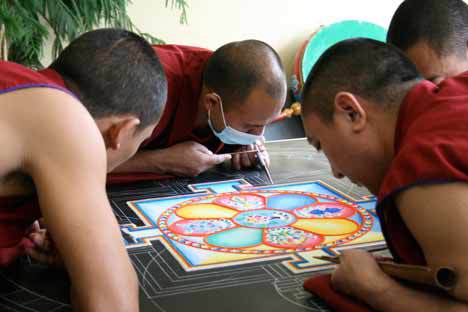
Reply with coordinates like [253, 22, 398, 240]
[113, 148, 168, 173]
[15, 89, 138, 311]
[332, 183, 468, 311]
[114, 141, 230, 176]
[367, 183, 468, 312]
[363, 268, 468, 312]
[398, 183, 468, 299]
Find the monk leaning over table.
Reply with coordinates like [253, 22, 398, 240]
[301, 38, 468, 312]
[0, 28, 167, 311]
[387, 0, 468, 84]
[111, 40, 287, 182]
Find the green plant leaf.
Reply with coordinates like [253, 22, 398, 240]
[2, 0, 188, 67]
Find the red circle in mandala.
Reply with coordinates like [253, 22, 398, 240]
[157, 190, 373, 254]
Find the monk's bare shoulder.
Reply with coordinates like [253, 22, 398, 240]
[0, 87, 106, 196]
[396, 182, 468, 301]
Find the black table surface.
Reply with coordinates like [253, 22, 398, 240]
[0, 138, 376, 312]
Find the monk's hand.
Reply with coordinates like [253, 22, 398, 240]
[231, 138, 269, 170]
[331, 249, 392, 300]
[231, 145, 256, 170]
[25, 219, 64, 267]
[162, 141, 231, 177]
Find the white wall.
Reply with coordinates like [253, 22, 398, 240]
[127, 0, 405, 81]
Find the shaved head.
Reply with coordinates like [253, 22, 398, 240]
[51, 29, 167, 128]
[203, 40, 286, 110]
[387, 0, 468, 58]
[302, 38, 422, 122]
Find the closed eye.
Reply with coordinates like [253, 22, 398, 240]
[307, 137, 321, 152]
[315, 142, 322, 152]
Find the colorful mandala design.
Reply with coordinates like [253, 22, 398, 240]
[158, 190, 374, 254]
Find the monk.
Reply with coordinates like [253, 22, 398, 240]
[0, 28, 167, 311]
[387, 0, 468, 84]
[301, 38, 468, 311]
[112, 40, 287, 180]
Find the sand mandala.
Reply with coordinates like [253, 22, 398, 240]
[159, 190, 372, 254]
[122, 180, 384, 273]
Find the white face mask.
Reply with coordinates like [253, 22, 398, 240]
[207, 94, 264, 145]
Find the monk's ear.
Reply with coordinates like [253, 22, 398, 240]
[202, 92, 221, 113]
[105, 117, 141, 150]
[334, 92, 367, 132]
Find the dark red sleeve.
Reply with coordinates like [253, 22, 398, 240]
[0, 197, 40, 267]
[378, 76, 468, 203]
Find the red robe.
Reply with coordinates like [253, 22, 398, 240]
[377, 72, 468, 265]
[109, 45, 237, 184]
[0, 61, 75, 266]
[304, 72, 468, 311]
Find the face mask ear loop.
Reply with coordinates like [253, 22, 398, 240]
[214, 93, 228, 128]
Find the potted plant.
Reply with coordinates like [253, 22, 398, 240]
[0, 0, 188, 68]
